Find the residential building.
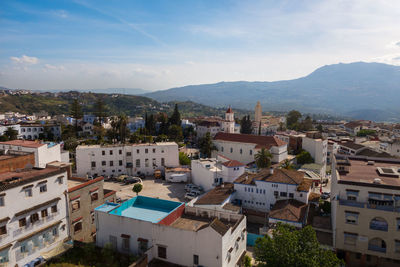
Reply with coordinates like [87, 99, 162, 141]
[0, 124, 21, 138]
[95, 196, 246, 267]
[196, 120, 221, 139]
[0, 140, 63, 168]
[67, 177, 116, 242]
[380, 138, 400, 158]
[344, 121, 363, 135]
[331, 156, 400, 266]
[268, 199, 309, 228]
[302, 131, 328, 177]
[275, 131, 304, 153]
[213, 132, 288, 164]
[191, 156, 245, 191]
[196, 108, 237, 139]
[0, 150, 35, 173]
[75, 142, 179, 177]
[233, 168, 314, 214]
[20, 122, 61, 140]
[0, 166, 69, 266]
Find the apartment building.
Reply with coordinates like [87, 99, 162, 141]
[213, 132, 288, 165]
[0, 166, 69, 266]
[331, 156, 400, 267]
[19, 123, 61, 140]
[0, 140, 63, 168]
[75, 142, 179, 177]
[67, 177, 116, 243]
[233, 168, 314, 216]
[191, 156, 245, 191]
[302, 131, 328, 178]
[95, 196, 246, 267]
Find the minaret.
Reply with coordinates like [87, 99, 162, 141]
[225, 106, 235, 133]
[255, 101, 262, 123]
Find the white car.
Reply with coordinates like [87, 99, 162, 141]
[185, 192, 196, 200]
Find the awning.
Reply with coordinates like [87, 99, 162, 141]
[41, 241, 73, 260]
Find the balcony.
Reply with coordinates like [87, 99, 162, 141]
[368, 244, 386, 253]
[369, 220, 388, 231]
[339, 198, 400, 212]
[339, 199, 365, 208]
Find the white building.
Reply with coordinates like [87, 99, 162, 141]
[0, 140, 63, 168]
[196, 108, 237, 139]
[196, 121, 221, 139]
[191, 156, 245, 191]
[301, 132, 328, 177]
[0, 124, 21, 137]
[19, 123, 61, 140]
[213, 132, 288, 164]
[380, 139, 400, 157]
[95, 196, 246, 267]
[0, 166, 69, 266]
[75, 142, 179, 177]
[233, 168, 313, 215]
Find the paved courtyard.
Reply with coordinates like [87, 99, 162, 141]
[103, 177, 187, 202]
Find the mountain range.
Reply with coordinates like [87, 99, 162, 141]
[144, 62, 400, 122]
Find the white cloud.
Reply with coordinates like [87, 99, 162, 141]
[10, 55, 39, 64]
[44, 64, 65, 71]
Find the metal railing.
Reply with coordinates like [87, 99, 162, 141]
[368, 244, 386, 253]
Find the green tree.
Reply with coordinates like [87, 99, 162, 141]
[199, 132, 215, 158]
[168, 124, 183, 142]
[4, 127, 18, 140]
[145, 113, 156, 135]
[296, 150, 314, 164]
[158, 112, 169, 135]
[64, 137, 78, 151]
[93, 124, 106, 143]
[286, 110, 302, 130]
[254, 223, 343, 267]
[94, 97, 108, 124]
[156, 134, 168, 142]
[243, 255, 252, 267]
[280, 159, 295, 170]
[278, 122, 286, 131]
[240, 115, 253, 134]
[169, 103, 181, 126]
[0, 135, 9, 141]
[132, 183, 143, 196]
[299, 115, 313, 131]
[254, 148, 272, 169]
[70, 99, 83, 137]
[179, 152, 191, 165]
[316, 124, 323, 132]
[357, 129, 376, 137]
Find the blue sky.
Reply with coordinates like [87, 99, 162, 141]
[1, 0, 400, 91]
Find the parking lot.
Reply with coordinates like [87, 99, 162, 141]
[103, 177, 187, 202]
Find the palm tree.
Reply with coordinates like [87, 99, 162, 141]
[255, 148, 272, 169]
[280, 159, 294, 170]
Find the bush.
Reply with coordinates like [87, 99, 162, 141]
[179, 152, 191, 165]
[296, 150, 314, 165]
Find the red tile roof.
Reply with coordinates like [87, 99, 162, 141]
[194, 183, 234, 205]
[222, 160, 245, 168]
[68, 177, 104, 192]
[226, 107, 233, 113]
[214, 132, 287, 149]
[269, 200, 308, 223]
[0, 140, 45, 148]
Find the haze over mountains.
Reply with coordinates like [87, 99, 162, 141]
[145, 62, 400, 122]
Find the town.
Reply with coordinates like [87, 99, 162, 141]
[1, 93, 400, 267]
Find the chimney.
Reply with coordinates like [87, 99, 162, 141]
[270, 167, 274, 175]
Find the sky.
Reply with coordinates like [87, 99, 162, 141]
[1, 0, 400, 91]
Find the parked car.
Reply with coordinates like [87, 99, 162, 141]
[190, 188, 203, 196]
[185, 192, 196, 200]
[123, 177, 142, 185]
[321, 192, 330, 200]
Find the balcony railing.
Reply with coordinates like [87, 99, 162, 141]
[339, 199, 365, 208]
[368, 244, 386, 253]
[369, 221, 388, 231]
[12, 212, 60, 237]
[339, 198, 400, 212]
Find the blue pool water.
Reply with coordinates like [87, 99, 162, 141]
[247, 233, 264, 246]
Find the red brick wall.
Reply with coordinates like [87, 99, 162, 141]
[157, 204, 185, 226]
[0, 153, 35, 173]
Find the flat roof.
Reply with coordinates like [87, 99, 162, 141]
[338, 158, 400, 188]
[96, 196, 183, 223]
[0, 140, 45, 148]
[76, 142, 177, 149]
[0, 167, 60, 183]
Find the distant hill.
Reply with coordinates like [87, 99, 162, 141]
[0, 91, 251, 118]
[145, 62, 400, 121]
[35, 88, 149, 95]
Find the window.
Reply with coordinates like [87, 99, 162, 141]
[74, 222, 82, 233]
[119, 160, 123, 166]
[153, 148, 156, 153]
[25, 188, 32, 197]
[109, 161, 114, 167]
[250, 150, 253, 155]
[39, 184, 47, 193]
[161, 149, 164, 153]
[102, 161, 106, 166]
[91, 211, 95, 223]
[72, 200, 80, 211]
[138, 239, 148, 254]
[145, 149, 148, 154]
[119, 150, 122, 155]
[240, 148, 242, 154]
[19, 218, 26, 227]
[102, 151, 105, 155]
[280, 192, 287, 197]
[346, 190, 359, 201]
[230, 148, 233, 153]
[158, 246, 167, 259]
[41, 209, 48, 218]
[91, 192, 99, 202]
[344, 232, 357, 246]
[136, 159, 141, 168]
[221, 146, 224, 152]
[91, 162, 96, 167]
[30, 213, 39, 223]
[395, 240, 400, 253]
[110, 150, 113, 155]
[145, 159, 149, 167]
[274, 191, 278, 197]
[52, 227, 58, 236]
[193, 255, 199, 265]
[161, 158, 165, 166]
[58, 176, 63, 185]
[51, 205, 57, 213]
[345, 211, 359, 225]
[152, 158, 157, 167]
[0, 225, 6, 235]
[20, 244, 26, 253]
[289, 193, 294, 198]
[122, 237, 130, 250]
[0, 196, 4, 206]
[126, 152, 132, 156]
[137, 149, 140, 154]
